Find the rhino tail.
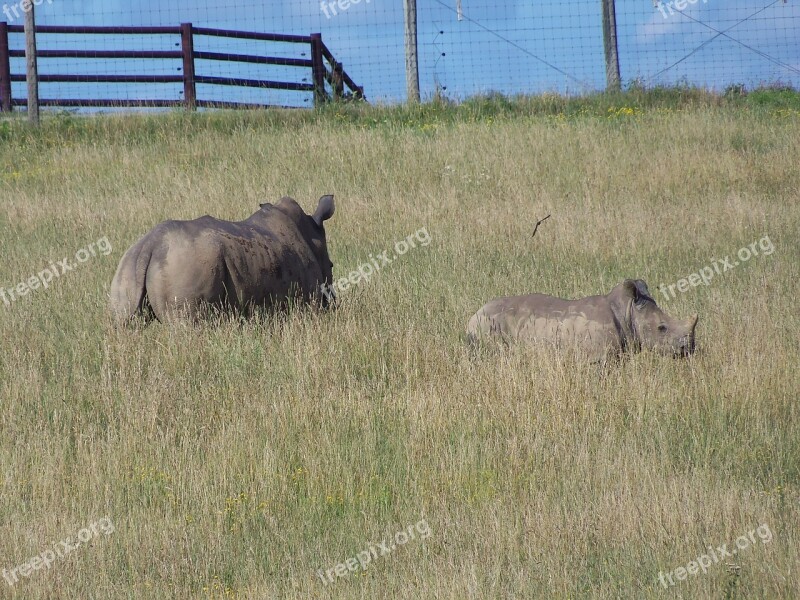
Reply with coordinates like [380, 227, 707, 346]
[109, 235, 155, 326]
[466, 310, 492, 349]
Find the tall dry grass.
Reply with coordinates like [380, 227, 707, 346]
[0, 100, 798, 598]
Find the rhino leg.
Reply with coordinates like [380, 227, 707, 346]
[152, 296, 209, 324]
[144, 241, 241, 324]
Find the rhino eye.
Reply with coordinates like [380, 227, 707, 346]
[658, 324, 667, 332]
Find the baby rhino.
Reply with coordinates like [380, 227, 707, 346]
[467, 279, 697, 360]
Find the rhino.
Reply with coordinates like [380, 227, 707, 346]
[109, 195, 335, 324]
[466, 279, 697, 360]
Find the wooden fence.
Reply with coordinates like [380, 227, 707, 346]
[0, 23, 364, 111]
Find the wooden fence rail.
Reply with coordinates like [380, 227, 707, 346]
[0, 22, 364, 112]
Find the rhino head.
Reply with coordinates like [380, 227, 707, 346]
[610, 279, 697, 357]
[307, 195, 336, 307]
[269, 194, 336, 307]
[310, 194, 336, 296]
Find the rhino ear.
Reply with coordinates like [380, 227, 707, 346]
[312, 194, 335, 227]
[624, 279, 654, 306]
[633, 279, 651, 299]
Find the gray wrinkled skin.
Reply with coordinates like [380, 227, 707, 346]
[109, 195, 335, 324]
[466, 279, 697, 361]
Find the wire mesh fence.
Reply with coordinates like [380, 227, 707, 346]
[1, 0, 798, 110]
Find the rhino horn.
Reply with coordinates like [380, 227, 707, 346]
[681, 314, 699, 355]
[312, 194, 335, 227]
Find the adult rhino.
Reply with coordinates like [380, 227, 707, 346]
[109, 195, 336, 324]
[466, 279, 697, 360]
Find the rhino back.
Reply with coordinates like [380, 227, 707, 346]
[469, 293, 623, 355]
[144, 214, 320, 317]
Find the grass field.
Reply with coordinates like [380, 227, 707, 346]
[1, 90, 799, 599]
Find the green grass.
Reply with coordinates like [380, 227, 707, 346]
[0, 90, 798, 598]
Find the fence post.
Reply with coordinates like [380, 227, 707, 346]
[403, 0, 420, 103]
[180, 22, 196, 110]
[332, 62, 344, 101]
[0, 22, 11, 112]
[601, 0, 621, 91]
[310, 33, 326, 107]
[24, 6, 39, 124]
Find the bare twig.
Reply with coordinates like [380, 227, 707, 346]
[531, 214, 551, 238]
